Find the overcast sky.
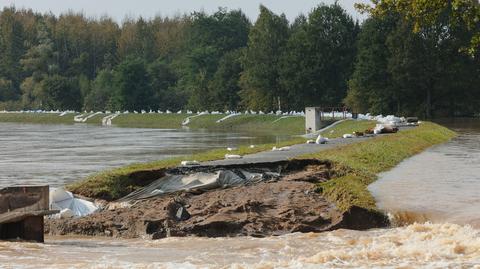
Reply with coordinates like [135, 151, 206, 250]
[1, 0, 370, 23]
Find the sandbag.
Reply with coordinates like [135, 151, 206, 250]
[49, 188, 98, 218]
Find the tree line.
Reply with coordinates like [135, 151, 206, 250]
[0, 1, 478, 117]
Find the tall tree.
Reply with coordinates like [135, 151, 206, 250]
[239, 5, 289, 111]
[0, 7, 25, 96]
[110, 57, 154, 111]
[39, 75, 81, 110]
[176, 8, 250, 110]
[345, 16, 397, 114]
[280, 4, 359, 110]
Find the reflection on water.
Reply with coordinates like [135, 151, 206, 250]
[0, 123, 286, 188]
[369, 118, 480, 227]
[0, 223, 479, 268]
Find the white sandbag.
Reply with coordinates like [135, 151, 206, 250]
[315, 135, 328, 144]
[227, 147, 238, 151]
[59, 208, 75, 219]
[181, 160, 200, 166]
[49, 188, 98, 218]
[343, 134, 354, 138]
[225, 154, 242, 159]
[272, 146, 291, 151]
[306, 140, 315, 144]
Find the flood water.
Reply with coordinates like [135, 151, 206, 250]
[0, 122, 283, 188]
[369, 118, 480, 227]
[1, 119, 480, 268]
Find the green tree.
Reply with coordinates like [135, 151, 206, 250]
[147, 59, 180, 110]
[83, 69, 114, 111]
[280, 4, 358, 110]
[0, 78, 16, 101]
[209, 49, 243, 110]
[345, 16, 397, 114]
[356, 0, 480, 55]
[110, 57, 154, 111]
[240, 5, 289, 111]
[39, 75, 81, 110]
[0, 7, 25, 96]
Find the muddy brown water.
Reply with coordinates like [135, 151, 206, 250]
[369, 118, 480, 228]
[1, 119, 480, 268]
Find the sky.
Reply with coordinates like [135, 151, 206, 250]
[1, 0, 370, 23]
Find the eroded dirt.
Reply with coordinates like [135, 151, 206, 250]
[46, 160, 388, 239]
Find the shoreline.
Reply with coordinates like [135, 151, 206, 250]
[0, 112, 308, 135]
[46, 121, 456, 239]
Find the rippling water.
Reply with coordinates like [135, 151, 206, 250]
[0, 123, 282, 188]
[2, 119, 480, 268]
[369, 119, 480, 227]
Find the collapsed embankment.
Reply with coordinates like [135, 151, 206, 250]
[46, 160, 388, 238]
[47, 121, 455, 239]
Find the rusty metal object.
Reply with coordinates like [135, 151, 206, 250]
[0, 186, 58, 242]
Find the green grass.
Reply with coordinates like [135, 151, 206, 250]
[299, 122, 457, 211]
[190, 114, 306, 135]
[319, 119, 377, 138]
[112, 113, 188, 129]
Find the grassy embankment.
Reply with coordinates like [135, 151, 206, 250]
[67, 119, 377, 200]
[67, 137, 306, 200]
[0, 112, 307, 135]
[69, 120, 455, 214]
[299, 122, 456, 211]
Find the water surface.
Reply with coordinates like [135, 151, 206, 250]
[369, 118, 480, 227]
[0, 122, 284, 188]
[0, 223, 478, 268]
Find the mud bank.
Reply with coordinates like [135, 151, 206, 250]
[46, 160, 388, 239]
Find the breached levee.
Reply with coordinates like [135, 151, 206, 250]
[45, 159, 388, 239]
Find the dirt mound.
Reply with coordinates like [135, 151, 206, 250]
[46, 160, 388, 239]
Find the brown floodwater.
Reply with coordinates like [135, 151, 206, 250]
[0, 223, 479, 268]
[1, 119, 480, 268]
[369, 118, 480, 227]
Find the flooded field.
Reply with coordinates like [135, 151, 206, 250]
[1, 119, 480, 268]
[0, 122, 284, 188]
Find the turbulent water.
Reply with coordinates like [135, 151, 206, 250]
[0, 122, 282, 188]
[1, 119, 480, 268]
[0, 223, 479, 268]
